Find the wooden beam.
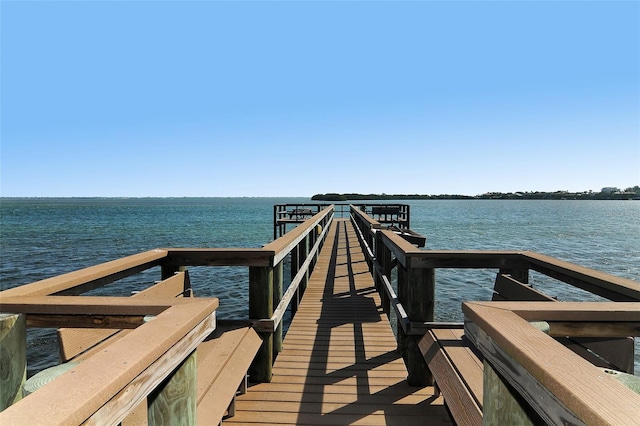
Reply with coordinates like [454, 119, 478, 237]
[522, 251, 640, 301]
[162, 248, 273, 267]
[408, 251, 526, 270]
[0, 250, 167, 298]
[27, 314, 145, 329]
[492, 274, 553, 302]
[547, 321, 640, 338]
[463, 301, 640, 322]
[0, 296, 218, 317]
[135, 271, 191, 298]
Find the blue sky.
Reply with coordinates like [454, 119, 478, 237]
[2, 1, 638, 197]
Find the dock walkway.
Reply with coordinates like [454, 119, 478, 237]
[227, 218, 449, 425]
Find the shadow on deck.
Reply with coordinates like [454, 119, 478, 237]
[226, 219, 449, 425]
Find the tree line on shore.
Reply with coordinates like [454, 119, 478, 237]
[311, 186, 640, 201]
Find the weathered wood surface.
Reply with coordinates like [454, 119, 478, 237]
[482, 358, 542, 425]
[227, 219, 449, 425]
[0, 300, 217, 425]
[463, 302, 640, 425]
[148, 350, 197, 425]
[0, 313, 26, 411]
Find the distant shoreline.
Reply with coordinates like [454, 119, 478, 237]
[311, 189, 640, 201]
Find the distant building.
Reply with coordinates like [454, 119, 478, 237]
[601, 187, 619, 194]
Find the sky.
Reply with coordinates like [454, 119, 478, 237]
[1, 1, 639, 197]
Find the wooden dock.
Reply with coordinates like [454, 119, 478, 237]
[2, 204, 639, 425]
[227, 218, 449, 425]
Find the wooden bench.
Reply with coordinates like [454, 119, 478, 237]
[54, 271, 262, 425]
[197, 325, 262, 425]
[419, 328, 483, 426]
[419, 273, 635, 426]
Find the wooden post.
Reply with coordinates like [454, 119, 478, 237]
[273, 261, 283, 361]
[374, 233, 391, 316]
[0, 313, 26, 412]
[273, 205, 278, 240]
[397, 262, 434, 386]
[373, 232, 382, 294]
[483, 359, 540, 425]
[300, 235, 309, 298]
[161, 264, 179, 280]
[249, 265, 273, 382]
[148, 350, 197, 425]
[291, 245, 299, 315]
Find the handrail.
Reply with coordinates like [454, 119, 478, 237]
[254, 216, 332, 332]
[350, 203, 382, 231]
[0, 297, 218, 424]
[264, 206, 334, 266]
[349, 205, 640, 335]
[0, 207, 335, 300]
[463, 301, 640, 425]
[0, 250, 168, 297]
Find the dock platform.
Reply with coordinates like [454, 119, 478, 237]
[227, 219, 449, 425]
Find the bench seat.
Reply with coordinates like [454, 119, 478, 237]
[196, 326, 262, 425]
[419, 328, 483, 426]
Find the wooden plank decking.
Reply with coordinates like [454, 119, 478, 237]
[226, 219, 449, 425]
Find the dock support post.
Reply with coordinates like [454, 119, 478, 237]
[273, 261, 283, 360]
[148, 349, 197, 425]
[483, 359, 540, 425]
[375, 232, 391, 317]
[249, 265, 274, 383]
[0, 313, 26, 412]
[397, 263, 434, 386]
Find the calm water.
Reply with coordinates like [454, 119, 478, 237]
[1, 198, 638, 376]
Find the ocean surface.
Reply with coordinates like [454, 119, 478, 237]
[1, 198, 639, 376]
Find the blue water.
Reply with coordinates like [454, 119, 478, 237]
[1, 198, 638, 376]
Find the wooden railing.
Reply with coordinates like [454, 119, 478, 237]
[0, 205, 334, 422]
[464, 301, 640, 425]
[274, 202, 410, 238]
[0, 296, 217, 424]
[350, 204, 640, 423]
